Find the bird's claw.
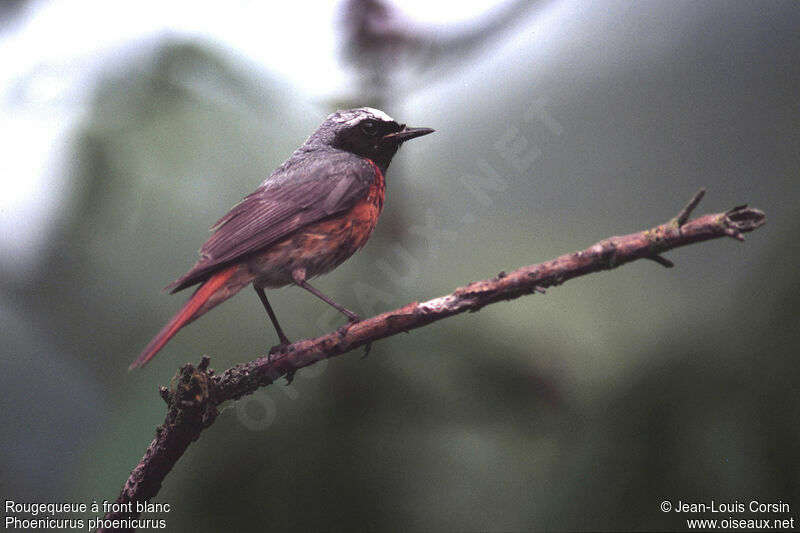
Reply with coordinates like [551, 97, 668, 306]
[337, 317, 360, 338]
[267, 340, 292, 362]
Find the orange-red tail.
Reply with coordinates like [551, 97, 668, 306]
[130, 265, 238, 369]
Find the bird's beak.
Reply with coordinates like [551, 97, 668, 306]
[382, 126, 435, 143]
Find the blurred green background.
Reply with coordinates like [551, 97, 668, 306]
[1, 1, 798, 531]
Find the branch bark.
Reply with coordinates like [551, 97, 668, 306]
[98, 191, 765, 532]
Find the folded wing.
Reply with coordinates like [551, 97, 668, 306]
[168, 152, 375, 292]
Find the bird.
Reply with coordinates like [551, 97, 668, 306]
[130, 107, 434, 369]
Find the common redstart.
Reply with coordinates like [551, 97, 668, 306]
[130, 107, 434, 369]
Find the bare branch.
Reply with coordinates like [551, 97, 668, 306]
[98, 192, 765, 531]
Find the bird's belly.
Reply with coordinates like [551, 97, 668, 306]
[249, 182, 384, 289]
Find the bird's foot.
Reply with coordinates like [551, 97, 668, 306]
[336, 316, 360, 338]
[267, 340, 292, 362]
[335, 317, 371, 356]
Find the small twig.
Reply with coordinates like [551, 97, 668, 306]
[647, 255, 675, 268]
[674, 188, 706, 226]
[100, 192, 765, 531]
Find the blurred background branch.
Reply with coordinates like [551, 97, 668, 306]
[340, 0, 537, 107]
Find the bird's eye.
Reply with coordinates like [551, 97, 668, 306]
[360, 120, 379, 136]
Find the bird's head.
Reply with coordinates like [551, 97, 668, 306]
[310, 107, 434, 172]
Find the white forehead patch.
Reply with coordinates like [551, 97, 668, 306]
[333, 107, 396, 126]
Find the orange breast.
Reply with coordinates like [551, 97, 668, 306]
[249, 163, 386, 288]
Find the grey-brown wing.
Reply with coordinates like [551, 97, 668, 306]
[168, 153, 375, 292]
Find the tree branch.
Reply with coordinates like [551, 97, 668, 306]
[98, 191, 765, 532]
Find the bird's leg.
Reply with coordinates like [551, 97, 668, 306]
[291, 268, 360, 334]
[254, 286, 291, 354]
